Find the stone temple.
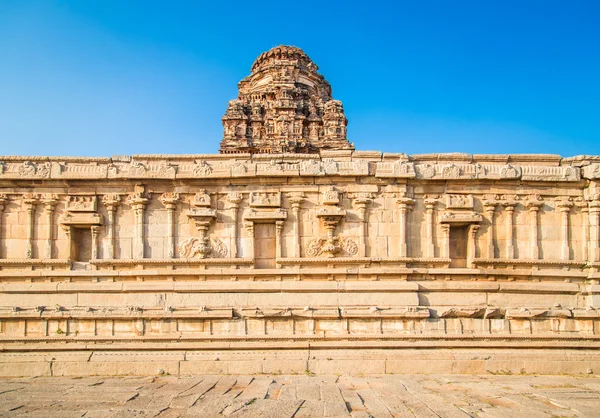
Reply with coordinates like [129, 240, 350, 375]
[0, 45, 599, 376]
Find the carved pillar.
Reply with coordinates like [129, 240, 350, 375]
[42, 195, 58, 259]
[127, 193, 149, 259]
[467, 224, 480, 267]
[578, 203, 589, 262]
[288, 193, 304, 258]
[590, 199, 600, 262]
[102, 194, 120, 259]
[424, 198, 437, 258]
[276, 220, 284, 262]
[557, 201, 573, 261]
[503, 202, 516, 259]
[23, 194, 38, 259]
[91, 226, 100, 260]
[483, 200, 497, 259]
[397, 197, 415, 257]
[159, 193, 179, 258]
[353, 194, 372, 257]
[441, 224, 450, 259]
[526, 200, 542, 260]
[0, 195, 7, 259]
[228, 192, 243, 258]
[244, 222, 255, 259]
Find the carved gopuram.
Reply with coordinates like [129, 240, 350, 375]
[1, 46, 600, 376]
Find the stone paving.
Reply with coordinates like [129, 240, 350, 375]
[1, 374, 600, 417]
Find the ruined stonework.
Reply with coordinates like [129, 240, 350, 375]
[219, 45, 353, 154]
[1, 47, 600, 377]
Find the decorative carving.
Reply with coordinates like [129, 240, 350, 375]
[192, 160, 212, 177]
[441, 164, 461, 179]
[219, 45, 353, 154]
[445, 194, 474, 209]
[17, 161, 50, 178]
[156, 161, 176, 178]
[417, 164, 435, 179]
[191, 190, 211, 207]
[102, 194, 120, 209]
[321, 186, 341, 205]
[66, 196, 97, 212]
[128, 161, 147, 176]
[375, 161, 416, 178]
[179, 237, 227, 259]
[500, 164, 522, 179]
[306, 237, 358, 257]
[249, 191, 281, 208]
[440, 212, 483, 224]
[159, 192, 179, 208]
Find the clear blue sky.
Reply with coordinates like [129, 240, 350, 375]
[1, 0, 598, 157]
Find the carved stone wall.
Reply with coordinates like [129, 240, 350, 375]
[1, 151, 600, 375]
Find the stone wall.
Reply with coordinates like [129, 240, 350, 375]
[0, 151, 600, 376]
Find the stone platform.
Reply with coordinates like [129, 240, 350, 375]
[1, 374, 600, 417]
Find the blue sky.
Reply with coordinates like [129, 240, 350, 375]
[0, 0, 598, 157]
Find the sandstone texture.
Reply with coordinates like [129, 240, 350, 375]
[0, 46, 599, 376]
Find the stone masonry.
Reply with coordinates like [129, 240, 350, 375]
[0, 46, 600, 376]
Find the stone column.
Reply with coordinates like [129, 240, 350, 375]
[244, 222, 254, 259]
[0, 195, 7, 259]
[275, 220, 284, 263]
[23, 194, 38, 259]
[441, 224, 450, 259]
[159, 193, 179, 258]
[578, 203, 589, 262]
[483, 200, 497, 259]
[353, 194, 372, 257]
[288, 193, 304, 258]
[557, 201, 573, 261]
[503, 202, 516, 259]
[526, 200, 542, 260]
[228, 192, 243, 258]
[396, 197, 415, 257]
[102, 194, 120, 259]
[467, 224, 480, 267]
[42, 195, 58, 259]
[127, 193, 149, 259]
[424, 198, 437, 258]
[590, 199, 600, 262]
[91, 226, 100, 260]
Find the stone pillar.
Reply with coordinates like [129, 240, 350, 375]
[159, 193, 179, 258]
[0, 195, 7, 259]
[23, 194, 38, 259]
[127, 193, 149, 259]
[503, 202, 516, 259]
[424, 198, 437, 258]
[467, 224, 480, 267]
[590, 199, 600, 262]
[483, 200, 497, 259]
[244, 222, 254, 259]
[91, 226, 100, 260]
[353, 194, 372, 257]
[441, 224, 450, 259]
[102, 194, 120, 259]
[578, 203, 589, 262]
[526, 200, 542, 260]
[276, 220, 284, 263]
[288, 193, 304, 258]
[228, 192, 243, 258]
[396, 197, 415, 257]
[557, 201, 573, 261]
[42, 195, 58, 259]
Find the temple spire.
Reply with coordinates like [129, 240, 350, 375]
[219, 45, 354, 154]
